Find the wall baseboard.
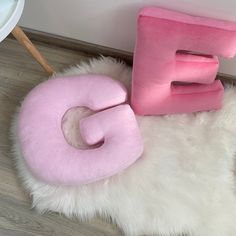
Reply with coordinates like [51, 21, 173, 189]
[8, 27, 236, 83]
[15, 27, 133, 64]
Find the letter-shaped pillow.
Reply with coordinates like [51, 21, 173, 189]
[18, 75, 143, 185]
[132, 7, 236, 115]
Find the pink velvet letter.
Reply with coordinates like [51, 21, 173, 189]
[132, 7, 236, 115]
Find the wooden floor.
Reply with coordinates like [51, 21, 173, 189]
[0, 38, 122, 236]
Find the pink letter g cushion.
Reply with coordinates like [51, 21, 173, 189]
[18, 75, 143, 186]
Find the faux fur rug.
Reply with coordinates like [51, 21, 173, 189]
[11, 57, 236, 236]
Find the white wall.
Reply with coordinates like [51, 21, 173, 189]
[19, 0, 236, 76]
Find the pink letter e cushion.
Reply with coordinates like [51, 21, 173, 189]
[132, 7, 236, 115]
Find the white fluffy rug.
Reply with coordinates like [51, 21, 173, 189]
[11, 57, 236, 236]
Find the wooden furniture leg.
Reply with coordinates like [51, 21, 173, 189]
[11, 26, 55, 75]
